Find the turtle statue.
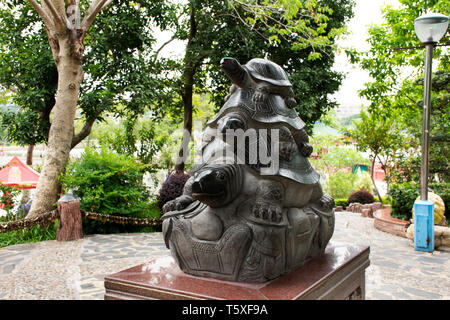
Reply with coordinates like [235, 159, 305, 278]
[161, 57, 334, 283]
[221, 57, 297, 109]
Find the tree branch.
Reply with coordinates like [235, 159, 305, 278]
[27, 0, 55, 30]
[81, 0, 109, 30]
[42, 0, 66, 28]
[153, 36, 176, 60]
[71, 117, 96, 149]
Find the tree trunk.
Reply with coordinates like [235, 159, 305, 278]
[175, 3, 197, 172]
[175, 72, 194, 172]
[56, 194, 83, 241]
[27, 35, 83, 219]
[370, 157, 383, 204]
[26, 144, 34, 166]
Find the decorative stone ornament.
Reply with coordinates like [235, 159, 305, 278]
[162, 58, 335, 282]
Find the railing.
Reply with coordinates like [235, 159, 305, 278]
[0, 202, 163, 237]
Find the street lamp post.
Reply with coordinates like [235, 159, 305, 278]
[413, 12, 449, 253]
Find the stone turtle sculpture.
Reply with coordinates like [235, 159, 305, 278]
[221, 57, 297, 108]
[161, 57, 335, 283]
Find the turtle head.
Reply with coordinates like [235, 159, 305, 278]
[191, 164, 243, 208]
[220, 57, 246, 86]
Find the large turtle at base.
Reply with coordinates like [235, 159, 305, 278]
[162, 163, 335, 282]
[221, 57, 297, 108]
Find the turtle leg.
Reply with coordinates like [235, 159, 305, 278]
[217, 113, 247, 134]
[253, 85, 270, 103]
[310, 183, 335, 211]
[162, 177, 195, 213]
[285, 97, 297, 108]
[225, 84, 238, 101]
[252, 180, 284, 223]
[299, 142, 313, 157]
[293, 129, 313, 157]
[285, 88, 297, 108]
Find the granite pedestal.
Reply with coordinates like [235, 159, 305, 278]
[104, 242, 370, 300]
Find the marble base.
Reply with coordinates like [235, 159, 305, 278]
[104, 242, 370, 300]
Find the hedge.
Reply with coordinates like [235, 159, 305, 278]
[388, 182, 449, 221]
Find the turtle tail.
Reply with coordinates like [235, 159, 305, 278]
[220, 57, 247, 88]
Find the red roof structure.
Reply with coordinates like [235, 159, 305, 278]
[0, 156, 40, 189]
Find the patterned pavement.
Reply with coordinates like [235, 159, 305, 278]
[0, 211, 449, 300]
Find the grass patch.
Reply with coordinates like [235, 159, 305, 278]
[0, 220, 57, 248]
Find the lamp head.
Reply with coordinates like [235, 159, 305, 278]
[414, 12, 449, 44]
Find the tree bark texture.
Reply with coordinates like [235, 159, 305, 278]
[26, 145, 34, 166]
[28, 39, 83, 218]
[56, 198, 83, 241]
[370, 158, 383, 204]
[175, 4, 198, 172]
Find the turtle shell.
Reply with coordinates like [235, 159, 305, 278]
[244, 58, 292, 87]
[208, 88, 305, 131]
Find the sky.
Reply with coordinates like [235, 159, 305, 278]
[331, 0, 401, 116]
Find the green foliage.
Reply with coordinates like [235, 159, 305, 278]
[325, 170, 357, 199]
[0, 0, 177, 147]
[98, 117, 167, 171]
[388, 182, 420, 221]
[388, 182, 449, 221]
[354, 0, 449, 184]
[60, 146, 160, 234]
[310, 133, 372, 200]
[354, 172, 373, 192]
[0, 221, 57, 248]
[334, 198, 348, 209]
[156, 0, 355, 135]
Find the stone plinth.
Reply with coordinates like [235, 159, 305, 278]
[104, 242, 370, 300]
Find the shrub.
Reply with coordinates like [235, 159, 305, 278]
[354, 172, 373, 193]
[334, 198, 348, 209]
[325, 170, 358, 199]
[389, 182, 449, 222]
[157, 171, 191, 209]
[347, 189, 375, 205]
[60, 146, 160, 234]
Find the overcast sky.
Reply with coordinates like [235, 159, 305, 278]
[331, 0, 401, 112]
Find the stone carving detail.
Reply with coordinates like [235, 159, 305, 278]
[162, 57, 335, 282]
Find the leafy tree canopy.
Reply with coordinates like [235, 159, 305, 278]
[353, 0, 449, 183]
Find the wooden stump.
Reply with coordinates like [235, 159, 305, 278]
[56, 193, 83, 241]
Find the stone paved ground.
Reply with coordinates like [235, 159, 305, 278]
[0, 211, 449, 300]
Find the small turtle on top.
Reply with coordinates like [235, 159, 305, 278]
[221, 57, 297, 108]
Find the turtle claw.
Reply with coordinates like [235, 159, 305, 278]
[318, 194, 334, 211]
[299, 142, 313, 157]
[253, 91, 267, 103]
[285, 97, 297, 108]
[162, 195, 195, 213]
[280, 142, 296, 161]
[218, 116, 246, 134]
[252, 202, 282, 223]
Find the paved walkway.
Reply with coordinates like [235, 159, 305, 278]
[0, 212, 449, 300]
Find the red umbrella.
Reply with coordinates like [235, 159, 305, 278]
[0, 156, 40, 189]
